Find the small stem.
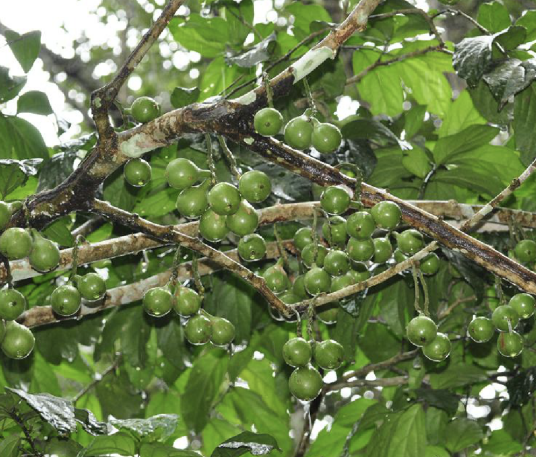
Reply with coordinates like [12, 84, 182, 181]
[412, 265, 422, 314]
[69, 235, 86, 281]
[73, 355, 121, 403]
[418, 269, 429, 317]
[169, 245, 182, 289]
[263, 72, 274, 108]
[218, 136, 241, 181]
[302, 78, 317, 115]
[192, 253, 206, 299]
[310, 207, 319, 267]
[495, 276, 506, 305]
[274, 223, 290, 270]
[205, 133, 218, 186]
[9, 410, 41, 456]
[306, 303, 315, 342]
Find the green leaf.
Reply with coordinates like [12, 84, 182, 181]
[482, 429, 523, 454]
[74, 407, 108, 435]
[414, 389, 459, 416]
[181, 348, 229, 433]
[404, 104, 427, 139]
[495, 26, 528, 51]
[200, 57, 243, 100]
[424, 446, 449, 457]
[506, 366, 536, 407]
[121, 307, 152, 368]
[133, 186, 178, 218]
[429, 363, 487, 389]
[156, 317, 186, 372]
[359, 323, 400, 363]
[42, 216, 74, 247]
[0, 434, 20, 457]
[286, 3, 331, 39]
[140, 444, 200, 457]
[0, 158, 42, 198]
[17, 90, 53, 115]
[453, 36, 494, 87]
[211, 432, 280, 457]
[514, 83, 536, 166]
[402, 147, 431, 179]
[80, 432, 137, 456]
[5, 30, 41, 73]
[443, 418, 484, 453]
[109, 414, 178, 442]
[0, 67, 26, 103]
[0, 116, 48, 159]
[483, 58, 536, 104]
[341, 118, 401, 147]
[169, 15, 229, 58]
[103, 169, 139, 211]
[438, 90, 486, 137]
[477, 1, 511, 33]
[516, 10, 536, 41]
[226, 33, 276, 68]
[170, 87, 200, 109]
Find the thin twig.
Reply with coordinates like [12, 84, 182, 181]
[218, 136, 241, 181]
[72, 355, 121, 403]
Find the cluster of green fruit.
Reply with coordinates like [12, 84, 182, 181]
[254, 108, 342, 154]
[142, 284, 235, 346]
[283, 336, 343, 401]
[512, 239, 536, 266]
[406, 315, 451, 362]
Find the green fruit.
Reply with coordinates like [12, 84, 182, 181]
[283, 337, 312, 367]
[346, 237, 374, 262]
[304, 267, 331, 296]
[263, 264, 290, 293]
[254, 107, 284, 136]
[166, 158, 204, 190]
[199, 209, 229, 242]
[77, 273, 106, 301]
[314, 339, 344, 370]
[1, 321, 34, 359]
[173, 286, 201, 316]
[143, 287, 173, 317]
[397, 229, 424, 255]
[324, 250, 349, 276]
[124, 158, 151, 187]
[294, 228, 314, 252]
[176, 180, 210, 219]
[371, 201, 401, 230]
[226, 200, 259, 236]
[292, 275, 309, 300]
[280, 292, 301, 304]
[312, 123, 342, 154]
[0, 320, 5, 343]
[406, 315, 437, 347]
[301, 244, 328, 268]
[347, 262, 370, 282]
[284, 115, 313, 150]
[491, 305, 519, 332]
[131, 96, 160, 123]
[373, 237, 392, 264]
[29, 233, 60, 272]
[51, 285, 81, 316]
[207, 182, 241, 216]
[0, 228, 32, 260]
[468, 317, 494, 343]
[238, 234, 266, 261]
[320, 186, 351, 215]
[211, 317, 235, 346]
[420, 253, 440, 275]
[0, 201, 10, 230]
[423, 333, 451, 362]
[331, 274, 354, 292]
[515, 240, 536, 263]
[497, 331, 523, 357]
[346, 212, 375, 239]
[317, 304, 338, 324]
[393, 249, 408, 263]
[0, 288, 26, 320]
[289, 366, 323, 401]
[185, 314, 212, 345]
[322, 216, 347, 246]
[509, 293, 536, 319]
[239, 170, 272, 203]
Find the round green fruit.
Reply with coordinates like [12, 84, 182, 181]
[497, 331, 523, 357]
[207, 182, 241, 216]
[226, 200, 258, 236]
[348, 262, 371, 282]
[0, 228, 32, 260]
[143, 287, 173, 317]
[491, 305, 519, 332]
[314, 339, 344, 370]
[320, 186, 351, 215]
[211, 317, 235, 346]
[514, 240, 536, 263]
[254, 107, 284, 136]
[77, 273, 106, 301]
[346, 212, 376, 240]
[420, 253, 440, 275]
[293, 227, 314, 252]
[0, 320, 5, 343]
[423, 333, 451, 362]
[509, 293, 536, 319]
[283, 337, 312, 367]
[346, 237, 374, 262]
[292, 275, 309, 300]
[263, 264, 290, 294]
[284, 115, 313, 150]
[238, 234, 266, 261]
[124, 158, 151, 187]
[131, 96, 160, 123]
[166, 158, 203, 190]
[51, 285, 81, 316]
[331, 273, 354, 292]
[176, 180, 210, 219]
[406, 315, 437, 347]
[185, 314, 212, 345]
[393, 249, 408, 263]
[289, 366, 323, 401]
[0, 201, 10, 230]
[312, 123, 342, 154]
[371, 201, 401, 230]
[29, 233, 60, 272]
[322, 216, 347, 246]
[1, 321, 34, 359]
[280, 292, 301, 304]
[468, 317, 494, 343]
[304, 267, 331, 296]
[173, 286, 201, 316]
[199, 209, 229, 242]
[397, 229, 424, 255]
[301, 243, 328, 268]
[373, 237, 392, 264]
[0, 288, 26, 321]
[324, 250, 349, 276]
[317, 303, 338, 324]
[238, 170, 272, 203]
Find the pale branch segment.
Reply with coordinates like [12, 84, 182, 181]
[19, 241, 293, 328]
